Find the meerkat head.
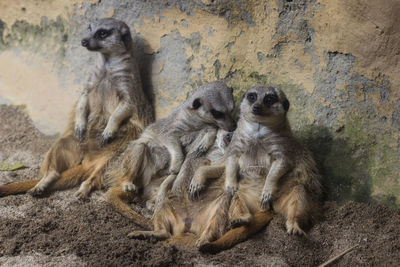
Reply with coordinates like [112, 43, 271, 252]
[188, 81, 236, 132]
[240, 85, 290, 125]
[81, 18, 132, 54]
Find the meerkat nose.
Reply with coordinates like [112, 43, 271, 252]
[81, 39, 89, 47]
[252, 104, 262, 114]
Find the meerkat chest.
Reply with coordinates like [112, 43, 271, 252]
[238, 145, 272, 179]
[89, 75, 120, 113]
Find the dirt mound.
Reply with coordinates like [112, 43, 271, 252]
[1, 105, 399, 266]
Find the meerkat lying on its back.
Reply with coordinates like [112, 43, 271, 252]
[193, 85, 322, 252]
[0, 18, 153, 198]
[127, 127, 233, 242]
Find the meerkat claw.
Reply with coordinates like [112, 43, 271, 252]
[189, 183, 204, 200]
[261, 192, 273, 210]
[195, 145, 208, 157]
[75, 127, 86, 141]
[226, 185, 238, 196]
[99, 134, 112, 147]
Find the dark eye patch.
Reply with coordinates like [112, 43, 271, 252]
[211, 109, 224, 119]
[263, 94, 278, 106]
[247, 92, 257, 103]
[94, 29, 111, 40]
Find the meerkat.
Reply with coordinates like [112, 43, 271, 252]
[192, 85, 322, 252]
[129, 85, 321, 251]
[0, 18, 153, 199]
[98, 81, 236, 226]
[127, 127, 234, 242]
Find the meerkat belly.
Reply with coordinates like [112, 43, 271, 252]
[88, 77, 120, 117]
[238, 149, 271, 181]
[237, 149, 271, 213]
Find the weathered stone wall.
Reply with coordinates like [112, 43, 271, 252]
[0, 0, 399, 207]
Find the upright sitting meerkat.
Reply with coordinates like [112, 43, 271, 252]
[193, 85, 322, 252]
[99, 81, 236, 226]
[0, 18, 153, 198]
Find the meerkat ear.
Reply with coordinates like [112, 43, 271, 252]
[120, 26, 132, 49]
[191, 98, 202, 110]
[283, 99, 290, 112]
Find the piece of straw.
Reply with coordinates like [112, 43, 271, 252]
[318, 245, 359, 267]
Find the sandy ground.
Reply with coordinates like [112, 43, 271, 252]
[0, 104, 399, 266]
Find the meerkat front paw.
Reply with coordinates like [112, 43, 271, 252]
[75, 126, 86, 142]
[188, 181, 205, 200]
[225, 182, 238, 196]
[261, 187, 276, 210]
[260, 192, 274, 210]
[122, 182, 137, 193]
[100, 127, 114, 146]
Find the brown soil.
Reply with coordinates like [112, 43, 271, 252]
[0, 105, 399, 266]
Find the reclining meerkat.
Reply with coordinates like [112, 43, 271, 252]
[0, 18, 153, 198]
[97, 81, 236, 225]
[192, 85, 322, 252]
[127, 127, 234, 242]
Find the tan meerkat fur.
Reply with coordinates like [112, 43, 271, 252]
[0, 18, 153, 200]
[193, 85, 322, 251]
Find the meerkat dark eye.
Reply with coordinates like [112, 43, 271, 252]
[247, 93, 257, 103]
[263, 94, 278, 106]
[211, 109, 224, 119]
[95, 29, 110, 40]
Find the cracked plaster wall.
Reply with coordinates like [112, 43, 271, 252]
[0, 0, 399, 207]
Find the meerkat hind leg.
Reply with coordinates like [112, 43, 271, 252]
[196, 193, 232, 247]
[29, 170, 60, 196]
[30, 135, 83, 196]
[154, 174, 176, 210]
[277, 185, 308, 235]
[75, 157, 109, 199]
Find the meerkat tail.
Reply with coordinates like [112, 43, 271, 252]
[0, 164, 91, 197]
[107, 185, 151, 229]
[199, 210, 274, 253]
[0, 179, 40, 196]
